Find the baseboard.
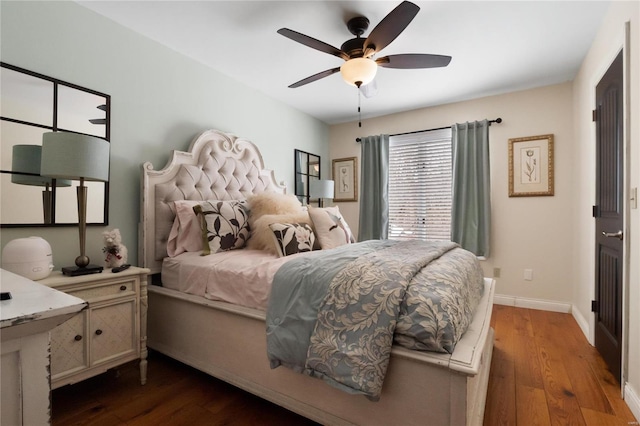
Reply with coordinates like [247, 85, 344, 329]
[493, 294, 571, 313]
[624, 383, 640, 423]
[570, 305, 591, 342]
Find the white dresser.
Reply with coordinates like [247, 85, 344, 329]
[1, 269, 87, 426]
[38, 266, 150, 389]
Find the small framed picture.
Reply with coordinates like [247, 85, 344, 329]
[508, 134, 554, 197]
[332, 157, 358, 202]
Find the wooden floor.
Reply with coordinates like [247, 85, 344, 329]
[52, 305, 637, 426]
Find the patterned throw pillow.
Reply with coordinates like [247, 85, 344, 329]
[308, 206, 355, 250]
[269, 223, 317, 257]
[247, 212, 311, 253]
[194, 200, 250, 255]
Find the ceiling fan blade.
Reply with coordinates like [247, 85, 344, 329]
[359, 79, 378, 98]
[278, 28, 349, 61]
[376, 54, 452, 69]
[363, 1, 420, 57]
[289, 67, 341, 88]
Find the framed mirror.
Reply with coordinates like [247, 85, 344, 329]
[294, 149, 320, 205]
[0, 62, 110, 227]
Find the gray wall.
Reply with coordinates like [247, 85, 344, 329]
[0, 1, 329, 268]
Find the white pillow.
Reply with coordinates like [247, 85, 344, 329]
[308, 206, 355, 250]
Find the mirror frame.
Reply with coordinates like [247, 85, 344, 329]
[294, 149, 320, 205]
[0, 62, 110, 228]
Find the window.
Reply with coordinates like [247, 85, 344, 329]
[388, 128, 452, 241]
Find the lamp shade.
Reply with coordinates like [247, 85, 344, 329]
[40, 132, 110, 181]
[11, 144, 72, 187]
[340, 58, 378, 87]
[309, 179, 335, 199]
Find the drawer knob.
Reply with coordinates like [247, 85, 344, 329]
[74, 335, 83, 341]
[120, 285, 127, 291]
[95, 329, 103, 336]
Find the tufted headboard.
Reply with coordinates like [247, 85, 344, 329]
[139, 129, 286, 274]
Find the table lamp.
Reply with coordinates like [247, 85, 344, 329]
[41, 132, 110, 276]
[309, 179, 334, 207]
[11, 144, 71, 224]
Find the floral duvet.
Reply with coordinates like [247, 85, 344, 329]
[266, 239, 484, 400]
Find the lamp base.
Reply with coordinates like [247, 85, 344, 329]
[62, 264, 104, 276]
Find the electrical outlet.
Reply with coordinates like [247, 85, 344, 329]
[493, 267, 501, 278]
[524, 269, 533, 281]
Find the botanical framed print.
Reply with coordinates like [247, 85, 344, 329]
[508, 134, 554, 197]
[332, 157, 358, 202]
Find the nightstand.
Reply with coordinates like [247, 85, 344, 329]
[39, 266, 150, 389]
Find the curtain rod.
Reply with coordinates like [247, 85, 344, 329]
[355, 118, 502, 142]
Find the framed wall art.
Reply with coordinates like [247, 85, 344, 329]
[508, 134, 554, 197]
[332, 157, 358, 202]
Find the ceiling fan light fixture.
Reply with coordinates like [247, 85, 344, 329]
[340, 58, 377, 88]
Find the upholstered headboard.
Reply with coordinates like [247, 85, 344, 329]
[139, 129, 286, 274]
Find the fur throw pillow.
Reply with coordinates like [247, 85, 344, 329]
[247, 192, 303, 226]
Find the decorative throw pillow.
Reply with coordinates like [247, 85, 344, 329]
[269, 223, 317, 257]
[308, 206, 355, 250]
[247, 212, 311, 254]
[194, 200, 250, 255]
[247, 192, 303, 226]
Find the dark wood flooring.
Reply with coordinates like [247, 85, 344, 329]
[52, 305, 637, 425]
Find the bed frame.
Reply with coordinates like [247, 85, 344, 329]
[140, 129, 495, 426]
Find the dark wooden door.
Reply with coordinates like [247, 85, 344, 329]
[594, 50, 624, 383]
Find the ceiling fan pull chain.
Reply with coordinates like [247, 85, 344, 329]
[358, 89, 362, 128]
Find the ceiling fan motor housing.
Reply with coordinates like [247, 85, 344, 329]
[342, 17, 370, 58]
[341, 37, 367, 58]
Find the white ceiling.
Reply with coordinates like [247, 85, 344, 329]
[77, 1, 609, 125]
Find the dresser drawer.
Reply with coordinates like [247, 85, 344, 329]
[68, 278, 137, 302]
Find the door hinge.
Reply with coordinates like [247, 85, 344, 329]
[592, 109, 598, 122]
[591, 300, 598, 313]
[592, 205, 600, 217]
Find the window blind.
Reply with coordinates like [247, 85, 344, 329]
[388, 128, 452, 241]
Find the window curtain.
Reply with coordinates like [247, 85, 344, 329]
[451, 120, 491, 257]
[358, 134, 390, 241]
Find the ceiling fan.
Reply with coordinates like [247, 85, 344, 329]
[89, 104, 107, 125]
[277, 1, 452, 95]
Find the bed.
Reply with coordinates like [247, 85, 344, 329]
[139, 129, 495, 426]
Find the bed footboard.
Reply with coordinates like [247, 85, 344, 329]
[147, 279, 495, 426]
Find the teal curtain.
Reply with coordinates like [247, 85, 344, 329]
[358, 134, 390, 241]
[451, 120, 491, 257]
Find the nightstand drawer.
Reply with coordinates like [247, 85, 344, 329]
[68, 278, 137, 301]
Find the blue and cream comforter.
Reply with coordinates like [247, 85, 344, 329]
[266, 239, 484, 400]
